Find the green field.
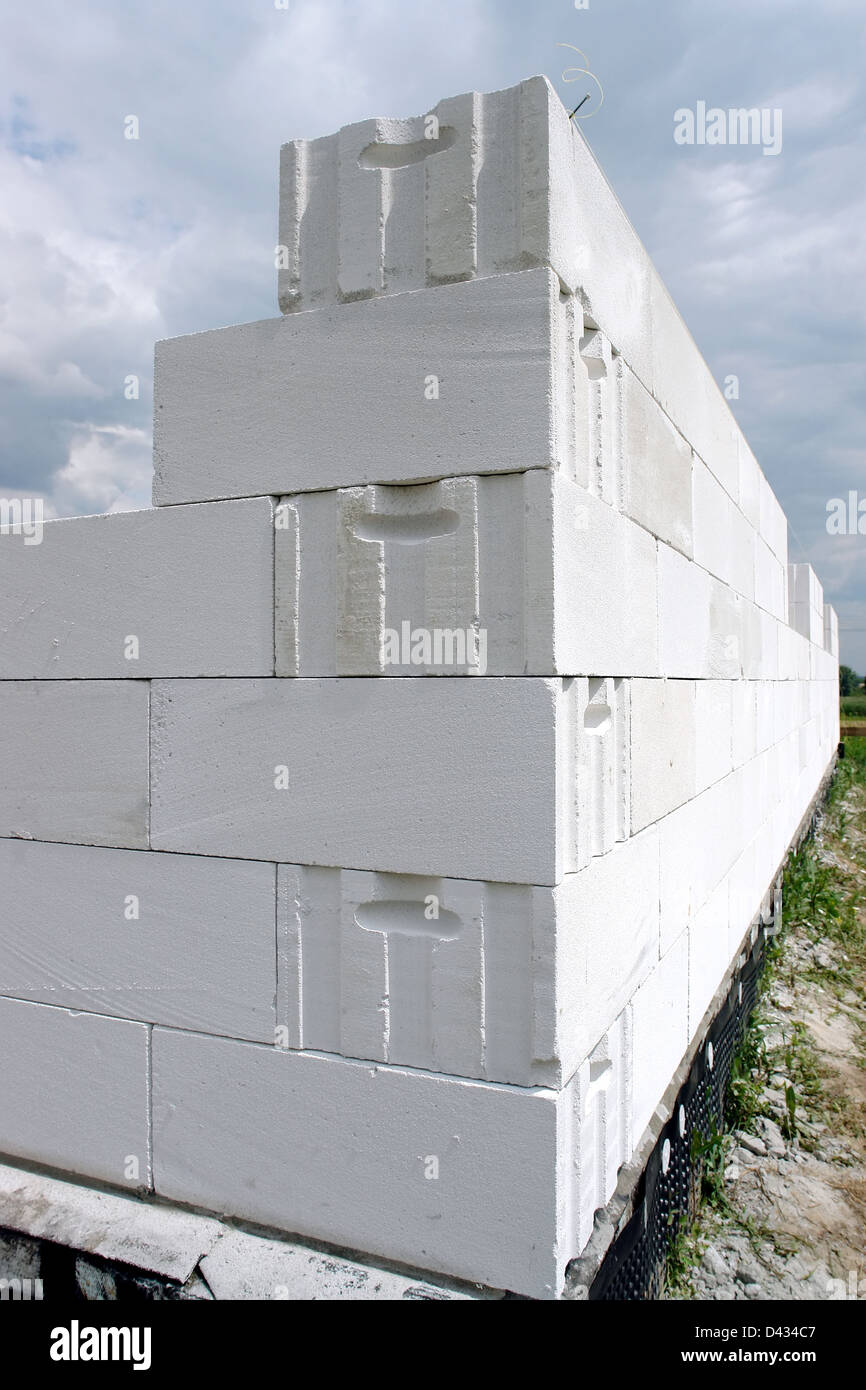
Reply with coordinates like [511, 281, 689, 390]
[841, 695, 866, 718]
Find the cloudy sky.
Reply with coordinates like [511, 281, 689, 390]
[1, 0, 864, 664]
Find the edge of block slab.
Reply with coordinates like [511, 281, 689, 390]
[0, 1159, 223, 1284]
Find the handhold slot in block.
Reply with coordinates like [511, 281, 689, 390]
[355, 900, 462, 940]
[358, 128, 458, 169]
[350, 509, 460, 545]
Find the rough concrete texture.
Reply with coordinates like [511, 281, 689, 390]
[0, 840, 277, 1041]
[0, 680, 149, 848]
[152, 1026, 564, 1298]
[276, 468, 661, 679]
[0, 999, 149, 1189]
[0, 499, 274, 678]
[278, 864, 558, 1085]
[619, 360, 693, 557]
[149, 675, 561, 882]
[278, 822, 647, 1088]
[275, 471, 552, 677]
[198, 1228, 500, 1301]
[153, 269, 559, 506]
[0, 1162, 221, 1283]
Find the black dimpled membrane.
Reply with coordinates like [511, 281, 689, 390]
[588, 921, 767, 1301]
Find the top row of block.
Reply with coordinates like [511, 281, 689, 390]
[272, 75, 760, 505]
[150, 78, 790, 567]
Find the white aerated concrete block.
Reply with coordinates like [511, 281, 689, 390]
[0, 500, 274, 678]
[728, 834, 762, 958]
[824, 605, 839, 658]
[152, 1027, 567, 1298]
[0, 681, 148, 848]
[276, 76, 655, 377]
[707, 578, 746, 681]
[648, 277, 741, 506]
[688, 878, 731, 1034]
[150, 677, 559, 882]
[0, 997, 149, 1189]
[788, 564, 825, 646]
[568, 677, 632, 865]
[737, 439, 762, 532]
[276, 825, 651, 1088]
[629, 679, 697, 832]
[732, 682, 758, 767]
[620, 361, 693, 556]
[754, 536, 787, 621]
[693, 460, 755, 600]
[630, 931, 689, 1142]
[568, 1010, 633, 1252]
[275, 72, 794, 607]
[153, 269, 559, 506]
[151, 676, 632, 885]
[276, 468, 658, 678]
[550, 483, 659, 676]
[657, 544, 747, 680]
[658, 773, 742, 951]
[695, 681, 733, 792]
[760, 475, 789, 567]
[0, 841, 276, 1042]
[778, 621, 811, 680]
[276, 477, 498, 677]
[555, 828, 658, 1079]
[278, 865, 558, 1085]
[812, 646, 839, 684]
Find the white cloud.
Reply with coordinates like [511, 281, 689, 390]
[48, 423, 152, 517]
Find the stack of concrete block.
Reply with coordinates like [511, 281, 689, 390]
[0, 76, 839, 1299]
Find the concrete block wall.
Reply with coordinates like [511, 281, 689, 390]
[0, 76, 839, 1300]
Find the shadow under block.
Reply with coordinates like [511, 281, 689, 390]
[0, 499, 275, 678]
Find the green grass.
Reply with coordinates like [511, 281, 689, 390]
[841, 695, 866, 718]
